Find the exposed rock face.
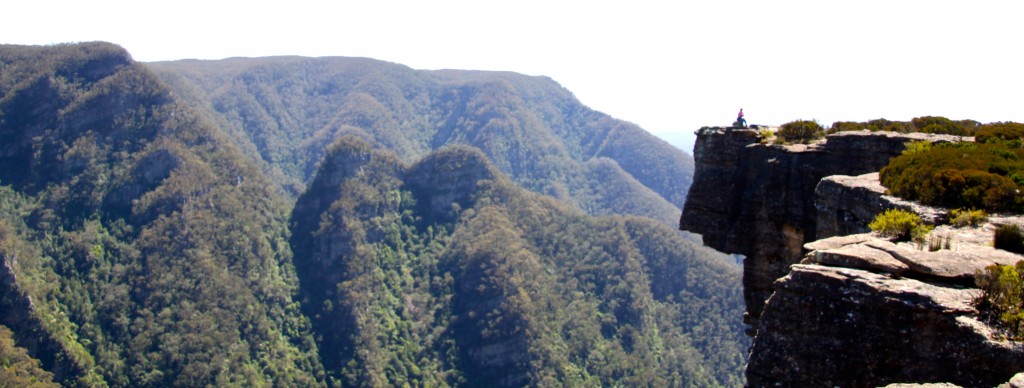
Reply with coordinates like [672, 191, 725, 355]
[815, 173, 948, 238]
[680, 128, 965, 327]
[749, 264, 1024, 387]
[680, 128, 1024, 385]
[751, 228, 1024, 386]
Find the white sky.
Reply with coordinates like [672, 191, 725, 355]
[3, 0, 1022, 153]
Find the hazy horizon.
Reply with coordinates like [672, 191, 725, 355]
[5, 1, 1021, 153]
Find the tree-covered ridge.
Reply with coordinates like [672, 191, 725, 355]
[149, 56, 693, 225]
[0, 42, 324, 386]
[0, 42, 745, 387]
[289, 136, 747, 386]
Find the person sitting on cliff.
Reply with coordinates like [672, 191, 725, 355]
[736, 108, 747, 128]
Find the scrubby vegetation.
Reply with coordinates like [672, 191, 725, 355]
[0, 325, 58, 387]
[879, 142, 1024, 212]
[976, 261, 1024, 339]
[911, 116, 977, 136]
[868, 209, 930, 242]
[950, 208, 989, 227]
[776, 120, 825, 144]
[828, 116, 980, 135]
[828, 118, 913, 133]
[975, 122, 1024, 145]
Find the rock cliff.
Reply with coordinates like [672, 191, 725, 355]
[680, 128, 964, 328]
[681, 128, 1024, 385]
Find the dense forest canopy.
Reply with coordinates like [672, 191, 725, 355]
[0, 42, 747, 387]
[288, 136, 746, 385]
[0, 42, 323, 386]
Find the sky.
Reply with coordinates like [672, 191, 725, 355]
[3, 0, 1022, 153]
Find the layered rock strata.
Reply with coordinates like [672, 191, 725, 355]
[747, 220, 1024, 386]
[680, 128, 965, 328]
[681, 128, 1024, 385]
[748, 262, 1024, 387]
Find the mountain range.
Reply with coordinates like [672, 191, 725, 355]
[148, 55, 693, 225]
[0, 42, 745, 386]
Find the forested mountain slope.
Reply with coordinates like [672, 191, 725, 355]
[0, 42, 745, 387]
[289, 136, 746, 386]
[149, 57, 693, 225]
[0, 42, 323, 386]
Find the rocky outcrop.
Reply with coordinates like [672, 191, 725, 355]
[680, 127, 1024, 385]
[815, 173, 948, 238]
[746, 223, 1024, 386]
[680, 128, 965, 328]
[748, 263, 1024, 387]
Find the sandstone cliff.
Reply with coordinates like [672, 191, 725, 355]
[681, 128, 964, 327]
[681, 128, 1024, 386]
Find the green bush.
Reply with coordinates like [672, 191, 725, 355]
[828, 117, 981, 136]
[869, 209, 925, 241]
[900, 140, 933, 156]
[827, 118, 914, 134]
[975, 260, 1024, 339]
[777, 120, 825, 144]
[975, 122, 1024, 145]
[879, 142, 1024, 212]
[958, 119, 982, 134]
[995, 224, 1024, 254]
[911, 116, 974, 136]
[925, 169, 1019, 210]
[828, 121, 864, 134]
[866, 118, 915, 133]
[949, 208, 988, 227]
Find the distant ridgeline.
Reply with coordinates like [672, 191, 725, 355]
[0, 42, 747, 386]
[148, 56, 693, 226]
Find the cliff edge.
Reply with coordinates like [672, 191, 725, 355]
[681, 128, 1024, 386]
[681, 128, 962, 327]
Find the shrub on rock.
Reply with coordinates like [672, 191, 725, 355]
[777, 120, 825, 144]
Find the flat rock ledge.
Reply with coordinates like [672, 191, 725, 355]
[804, 232, 1024, 285]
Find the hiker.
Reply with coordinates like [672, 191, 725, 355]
[736, 109, 747, 128]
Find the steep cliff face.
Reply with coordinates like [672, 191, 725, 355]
[749, 263, 1024, 387]
[753, 223, 1024, 386]
[680, 127, 1024, 385]
[680, 128, 964, 326]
